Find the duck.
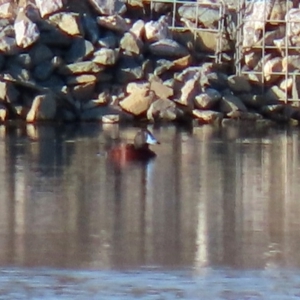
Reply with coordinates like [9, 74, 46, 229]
[108, 129, 160, 166]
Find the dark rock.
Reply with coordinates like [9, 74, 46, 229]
[0, 55, 4, 70]
[98, 32, 119, 49]
[39, 27, 72, 48]
[227, 75, 252, 93]
[71, 82, 96, 101]
[116, 56, 144, 84]
[65, 38, 94, 63]
[239, 93, 266, 109]
[11, 53, 32, 69]
[30, 43, 54, 66]
[5, 63, 33, 83]
[0, 80, 20, 103]
[82, 13, 100, 44]
[37, 75, 65, 92]
[33, 60, 54, 81]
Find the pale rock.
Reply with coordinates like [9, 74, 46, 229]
[35, 0, 63, 18]
[126, 81, 150, 94]
[120, 32, 143, 55]
[279, 77, 293, 93]
[150, 78, 173, 99]
[66, 74, 97, 85]
[130, 20, 145, 39]
[49, 12, 83, 36]
[97, 15, 130, 33]
[26, 93, 57, 122]
[14, 9, 40, 48]
[194, 88, 221, 110]
[149, 39, 189, 57]
[193, 109, 223, 124]
[265, 86, 287, 102]
[0, 104, 8, 122]
[93, 48, 119, 66]
[227, 75, 252, 93]
[220, 95, 248, 113]
[0, 81, 19, 103]
[145, 16, 170, 42]
[119, 88, 155, 116]
[147, 99, 178, 122]
[0, 2, 14, 19]
[102, 114, 120, 123]
[177, 78, 199, 108]
[88, 0, 126, 15]
[82, 91, 111, 109]
[59, 61, 104, 75]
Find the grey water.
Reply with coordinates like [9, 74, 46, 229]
[1, 122, 300, 299]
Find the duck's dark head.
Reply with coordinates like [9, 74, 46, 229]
[133, 129, 160, 149]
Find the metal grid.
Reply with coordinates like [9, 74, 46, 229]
[236, 0, 300, 105]
[147, 0, 231, 64]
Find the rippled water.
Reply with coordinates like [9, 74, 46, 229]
[1, 122, 300, 299]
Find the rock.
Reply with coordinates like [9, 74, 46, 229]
[39, 26, 72, 47]
[98, 32, 119, 49]
[5, 63, 33, 83]
[0, 81, 19, 103]
[261, 104, 290, 122]
[66, 74, 97, 85]
[38, 75, 65, 92]
[220, 95, 248, 113]
[71, 82, 96, 101]
[263, 57, 282, 83]
[227, 75, 252, 93]
[30, 43, 54, 66]
[178, 4, 220, 29]
[239, 94, 265, 109]
[194, 88, 221, 110]
[8, 53, 32, 69]
[149, 39, 189, 58]
[119, 88, 155, 116]
[35, 0, 63, 18]
[0, 35, 18, 55]
[227, 111, 263, 121]
[0, 104, 8, 121]
[172, 55, 193, 70]
[0, 55, 4, 70]
[0, 2, 14, 19]
[177, 77, 199, 108]
[26, 93, 57, 122]
[82, 13, 100, 44]
[49, 12, 83, 36]
[116, 56, 144, 83]
[144, 16, 170, 42]
[33, 60, 54, 81]
[120, 32, 144, 55]
[126, 81, 150, 94]
[88, 0, 126, 15]
[59, 61, 104, 75]
[65, 38, 94, 63]
[193, 109, 223, 124]
[14, 9, 40, 49]
[93, 48, 119, 66]
[149, 77, 173, 99]
[82, 91, 111, 109]
[97, 15, 130, 33]
[265, 86, 286, 102]
[201, 71, 229, 90]
[130, 19, 145, 39]
[102, 114, 120, 123]
[174, 66, 200, 82]
[147, 98, 179, 122]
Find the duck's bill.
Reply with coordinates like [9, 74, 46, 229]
[146, 132, 160, 145]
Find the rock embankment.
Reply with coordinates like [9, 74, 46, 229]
[0, 0, 299, 125]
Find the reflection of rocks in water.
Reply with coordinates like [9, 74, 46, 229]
[263, 243, 284, 269]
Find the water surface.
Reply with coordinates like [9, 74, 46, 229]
[0, 122, 300, 299]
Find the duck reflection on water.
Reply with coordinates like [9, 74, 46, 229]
[108, 129, 160, 166]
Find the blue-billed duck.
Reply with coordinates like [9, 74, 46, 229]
[108, 129, 160, 166]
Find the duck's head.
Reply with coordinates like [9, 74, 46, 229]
[133, 129, 160, 149]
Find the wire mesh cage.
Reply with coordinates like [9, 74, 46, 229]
[236, 0, 300, 105]
[146, 0, 236, 64]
